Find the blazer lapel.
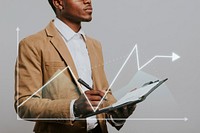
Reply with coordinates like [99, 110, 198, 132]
[45, 21, 80, 85]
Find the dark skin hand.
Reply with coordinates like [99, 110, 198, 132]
[74, 89, 136, 122]
[74, 90, 104, 117]
[108, 103, 136, 123]
[100, 89, 136, 122]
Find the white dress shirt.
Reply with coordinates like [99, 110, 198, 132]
[54, 18, 98, 131]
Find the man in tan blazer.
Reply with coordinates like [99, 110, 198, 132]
[15, 0, 136, 132]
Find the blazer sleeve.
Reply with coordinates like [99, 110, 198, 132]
[14, 39, 74, 125]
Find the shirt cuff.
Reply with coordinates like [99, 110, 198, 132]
[70, 99, 76, 121]
[109, 115, 125, 127]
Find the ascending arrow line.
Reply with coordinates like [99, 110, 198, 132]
[138, 54, 180, 70]
[134, 44, 180, 70]
[16, 27, 20, 46]
[16, 27, 20, 111]
[94, 44, 180, 111]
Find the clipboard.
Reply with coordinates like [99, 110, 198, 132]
[82, 78, 168, 118]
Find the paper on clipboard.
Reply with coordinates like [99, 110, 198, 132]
[82, 78, 168, 118]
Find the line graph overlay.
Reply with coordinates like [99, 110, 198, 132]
[16, 28, 182, 120]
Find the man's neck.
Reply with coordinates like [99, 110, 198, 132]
[57, 17, 81, 33]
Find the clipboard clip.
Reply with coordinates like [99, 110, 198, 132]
[142, 80, 159, 87]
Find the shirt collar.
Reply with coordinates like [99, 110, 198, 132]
[54, 18, 86, 41]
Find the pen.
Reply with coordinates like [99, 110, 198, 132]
[78, 78, 107, 101]
[78, 78, 93, 90]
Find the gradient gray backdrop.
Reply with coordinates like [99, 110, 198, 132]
[0, 0, 199, 132]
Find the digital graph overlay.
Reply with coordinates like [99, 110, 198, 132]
[16, 28, 184, 121]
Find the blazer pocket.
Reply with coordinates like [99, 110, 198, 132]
[45, 61, 66, 67]
[43, 61, 79, 100]
[44, 61, 67, 79]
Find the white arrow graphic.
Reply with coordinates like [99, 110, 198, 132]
[172, 52, 180, 62]
[16, 27, 20, 46]
[138, 52, 180, 70]
[134, 44, 180, 70]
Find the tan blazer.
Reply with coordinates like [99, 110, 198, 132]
[15, 21, 118, 133]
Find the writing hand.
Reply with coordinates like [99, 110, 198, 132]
[73, 90, 104, 117]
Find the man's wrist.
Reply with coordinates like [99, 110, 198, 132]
[73, 100, 83, 118]
[70, 99, 76, 120]
[110, 115, 125, 126]
[73, 101, 79, 117]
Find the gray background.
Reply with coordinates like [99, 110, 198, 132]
[0, 0, 199, 132]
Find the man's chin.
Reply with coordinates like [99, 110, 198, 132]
[82, 15, 92, 22]
[83, 18, 92, 22]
